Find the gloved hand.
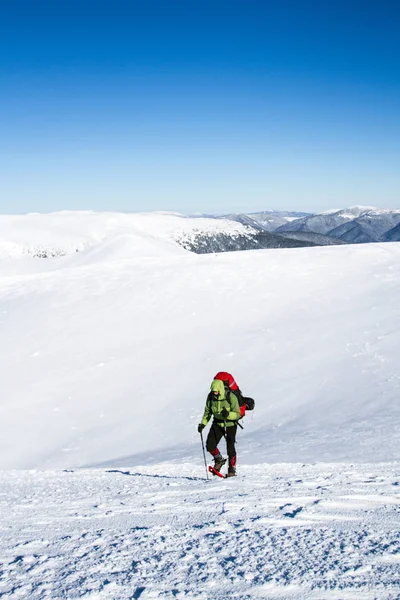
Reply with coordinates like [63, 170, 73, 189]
[221, 408, 229, 418]
[197, 423, 205, 433]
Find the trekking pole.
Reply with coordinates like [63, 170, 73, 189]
[200, 431, 209, 480]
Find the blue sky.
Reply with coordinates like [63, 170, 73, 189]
[0, 0, 399, 214]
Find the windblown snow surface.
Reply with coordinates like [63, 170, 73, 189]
[0, 212, 400, 599]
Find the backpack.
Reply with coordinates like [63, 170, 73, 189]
[214, 371, 255, 417]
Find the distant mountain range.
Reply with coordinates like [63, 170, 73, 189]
[185, 210, 339, 253]
[177, 229, 316, 254]
[185, 206, 400, 254]
[1, 207, 399, 260]
[202, 206, 400, 249]
[214, 210, 309, 232]
[272, 206, 400, 243]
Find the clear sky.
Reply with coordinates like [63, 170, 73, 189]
[1, 0, 399, 215]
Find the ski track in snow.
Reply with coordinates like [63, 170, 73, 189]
[1, 463, 399, 600]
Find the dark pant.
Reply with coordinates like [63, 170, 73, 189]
[206, 421, 237, 460]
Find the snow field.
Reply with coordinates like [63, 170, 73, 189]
[1, 240, 400, 469]
[0, 464, 399, 599]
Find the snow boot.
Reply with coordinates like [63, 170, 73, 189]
[227, 455, 237, 477]
[213, 453, 227, 472]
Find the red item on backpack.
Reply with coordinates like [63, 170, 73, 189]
[214, 371, 255, 420]
[214, 371, 239, 391]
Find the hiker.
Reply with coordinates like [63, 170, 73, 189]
[197, 372, 242, 477]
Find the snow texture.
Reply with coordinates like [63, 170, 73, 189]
[1, 465, 399, 599]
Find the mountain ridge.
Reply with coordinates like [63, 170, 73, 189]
[0, 207, 399, 263]
[275, 206, 400, 243]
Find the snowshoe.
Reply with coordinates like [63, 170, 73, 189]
[208, 465, 225, 478]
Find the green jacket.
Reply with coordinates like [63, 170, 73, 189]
[201, 380, 241, 428]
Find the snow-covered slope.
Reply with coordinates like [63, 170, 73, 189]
[0, 210, 316, 262]
[385, 221, 400, 241]
[277, 206, 400, 243]
[1, 214, 400, 469]
[246, 210, 310, 231]
[214, 210, 309, 232]
[328, 210, 400, 243]
[276, 206, 374, 235]
[0, 211, 258, 260]
[2, 212, 400, 599]
[277, 230, 346, 246]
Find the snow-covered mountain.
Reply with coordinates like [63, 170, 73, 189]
[203, 206, 400, 247]
[247, 210, 310, 231]
[276, 230, 346, 246]
[0, 211, 248, 259]
[0, 211, 319, 261]
[328, 210, 400, 243]
[3, 208, 398, 263]
[385, 221, 400, 241]
[276, 206, 373, 234]
[213, 210, 310, 232]
[1, 213, 400, 469]
[276, 206, 400, 243]
[1, 211, 400, 599]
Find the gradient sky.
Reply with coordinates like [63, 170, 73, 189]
[1, 0, 399, 214]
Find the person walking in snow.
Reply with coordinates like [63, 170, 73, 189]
[197, 372, 242, 477]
